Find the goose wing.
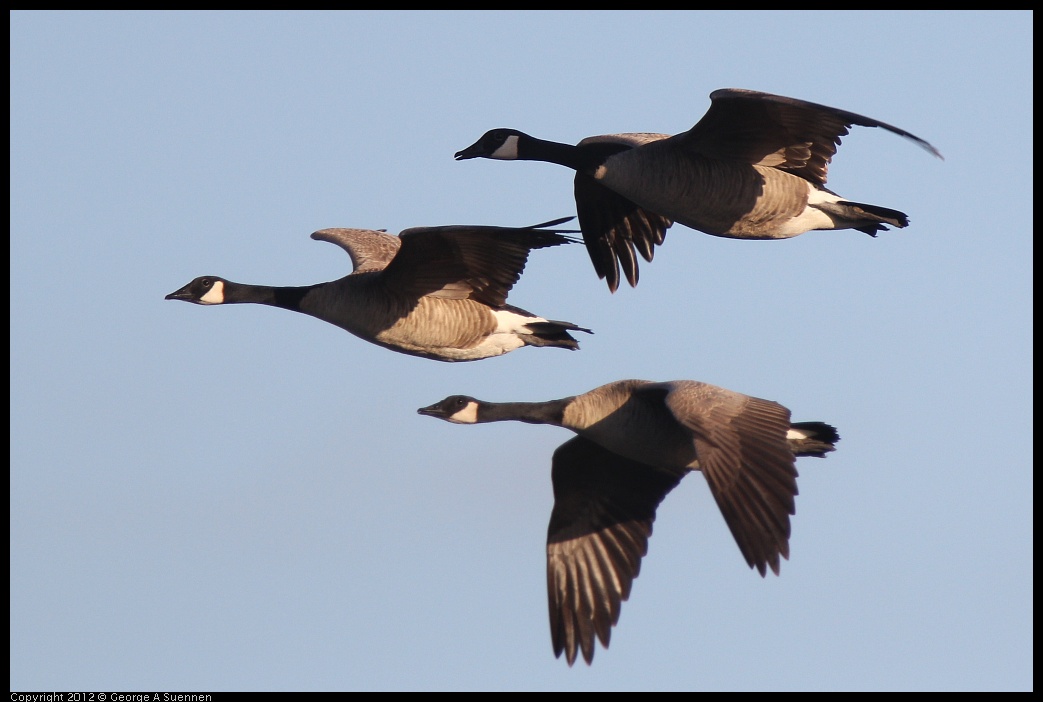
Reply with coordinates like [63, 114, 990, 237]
[378, 218, 579, 307]
[546, 435, 683, 666]
[653, 380, 798, 577]
[310, 228, 402, 273]
[574, 134, 674, 293]
[673, 88, 942, 185]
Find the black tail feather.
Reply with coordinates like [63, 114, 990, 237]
[817, 200, 909, 236]
[789, 421, 841, 457]
[522, 320, 593, 350]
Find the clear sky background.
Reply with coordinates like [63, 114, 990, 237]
[11, 11, 1032, 692]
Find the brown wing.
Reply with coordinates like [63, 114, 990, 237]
[546, 436, 683, 666]
[658, 381, 798, 577]
[378, 218, 578, 307]
[676, 88, 942, 185]
[310, 228, 401, 272]
[574, 174, 673, 293]
[574, 134, 674, 293]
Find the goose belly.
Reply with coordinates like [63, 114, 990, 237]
[589, 424, 696, 472]
[568, 394, 698, 472]
[371, 300, 527, 361]
[602, 152, 831, 239]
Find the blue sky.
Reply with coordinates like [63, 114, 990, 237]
[11, 11, 1032, 692]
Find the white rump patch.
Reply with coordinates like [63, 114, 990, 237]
[492, 308, 545, 334]
[805, 186, 844, 207]
[773, 183, 843, 236]
[199, 279, 226, 305]
[786, 427, 811, 441]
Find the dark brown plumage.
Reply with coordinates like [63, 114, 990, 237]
[456, 88, 942, 292]
[418, 378, 841, 664]
[165, 218, 591, 361]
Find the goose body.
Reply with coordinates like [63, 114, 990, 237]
[418, 378, 840, 665]
[165, 218, 592, 362]
[456, 88, 943, 292]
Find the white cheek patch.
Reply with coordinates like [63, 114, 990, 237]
[491, 134, 520, 160]
[199, 280, 225, 305]
[448, 401, 480, 424]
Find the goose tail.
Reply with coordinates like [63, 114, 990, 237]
[820, 200, 910, 237]
[788, 421, 841, 457]
[521, 319, 594, 350]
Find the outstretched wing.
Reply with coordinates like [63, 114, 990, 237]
[546, 435, 683, 666]
[310, 228, 401, 273]
[653, 380, 798, 577]
[379, 218, 580, 307]
[674, 88, 942, 185]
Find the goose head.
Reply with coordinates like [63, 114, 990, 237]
[417, 395, 481, 424]
[455, 129, 528, 161]
[165, 276, 229, 305]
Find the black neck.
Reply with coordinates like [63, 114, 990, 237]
[222, 281, 320, 311]
[520, 136, 608, 174]
[476, 398, 572, 426]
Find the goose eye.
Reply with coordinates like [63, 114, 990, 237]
[201, 278, 212, 288]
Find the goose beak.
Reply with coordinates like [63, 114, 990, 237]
[454, 142, 482, 160]
[417, 403, 444, 417]
[164, 285, 193, 301]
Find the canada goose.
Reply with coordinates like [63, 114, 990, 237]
[418, 379, 840, 665]
[165, 218, 592, 362]
[456, 88, 943, 292]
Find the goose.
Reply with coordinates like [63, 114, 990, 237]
[455, 87, 943, 292]
[417, 378, 840, 665]
[165, 217, 592, 362]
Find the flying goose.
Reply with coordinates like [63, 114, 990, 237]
[418, 378, 840, 665]
[456, 88, 943, 292]
[165, 218, 592, 362]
